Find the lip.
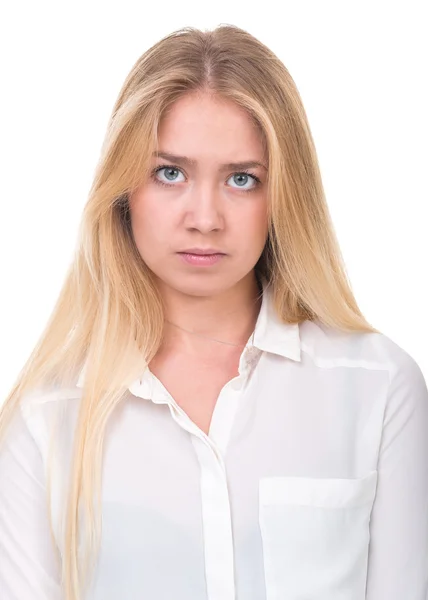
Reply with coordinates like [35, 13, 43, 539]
[177, 248, 226, 256]
[178, 252, 225, 267]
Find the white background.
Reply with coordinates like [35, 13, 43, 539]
[0, 1, 426, 402]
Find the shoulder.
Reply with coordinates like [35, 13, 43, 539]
[16, 383, 82, 460]
[299, 319, 426, 386]
[19, 382, 82, 417]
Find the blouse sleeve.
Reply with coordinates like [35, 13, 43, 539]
[365, 351, 428, 599]
[0, 400, 63, 599]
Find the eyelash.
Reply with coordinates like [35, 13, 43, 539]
[150, 164, 262, 193]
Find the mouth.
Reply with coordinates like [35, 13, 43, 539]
[177, 248, 226, 256]
[177, 252, 226, 266]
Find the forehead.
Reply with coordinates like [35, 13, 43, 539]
[157, 93, 266, 160]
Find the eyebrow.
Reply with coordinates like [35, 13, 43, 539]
[152, 151, 268, 171]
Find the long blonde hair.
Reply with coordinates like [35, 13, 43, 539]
[0, 24, 379, 599]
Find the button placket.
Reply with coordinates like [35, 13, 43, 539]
[192, 436, 236, 600]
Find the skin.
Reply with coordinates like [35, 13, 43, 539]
[129, 91, 269, 360]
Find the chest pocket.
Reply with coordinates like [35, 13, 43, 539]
[258, 470, 378, 600]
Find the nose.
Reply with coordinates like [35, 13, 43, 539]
[183, 182, 224, 233]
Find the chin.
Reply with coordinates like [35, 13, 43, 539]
[174, 279, 228, 297]
[162, 268, 258, 298]
[155, 272, 237, 298]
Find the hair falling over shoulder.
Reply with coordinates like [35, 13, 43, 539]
[0, 24, 379, 600]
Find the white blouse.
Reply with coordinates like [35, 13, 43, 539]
[1, 281, 428, 600]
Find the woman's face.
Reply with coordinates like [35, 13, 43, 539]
[129, 92, 269, 298]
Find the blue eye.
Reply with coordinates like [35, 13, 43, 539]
[150, 164, 262, 193]
[227, 172, 260, 191]
[152, 166, 185, 185]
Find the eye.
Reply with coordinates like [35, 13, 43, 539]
[226, 172, 261, 191]
[152, 165, 185, 186]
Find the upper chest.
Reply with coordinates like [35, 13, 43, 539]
[148, 351, 243, 435]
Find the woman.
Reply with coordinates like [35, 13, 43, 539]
[1, 24, 427, 600]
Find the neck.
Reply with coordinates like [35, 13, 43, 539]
[156, 272, 263, 357]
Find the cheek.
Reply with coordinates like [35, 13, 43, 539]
[129, 205, 158, 264]
[130, 195, 169, 244]
[244, 201, 269, 239]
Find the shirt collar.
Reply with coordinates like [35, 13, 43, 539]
[76, 277, 301, 388]
[252, 276, 301, 362]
